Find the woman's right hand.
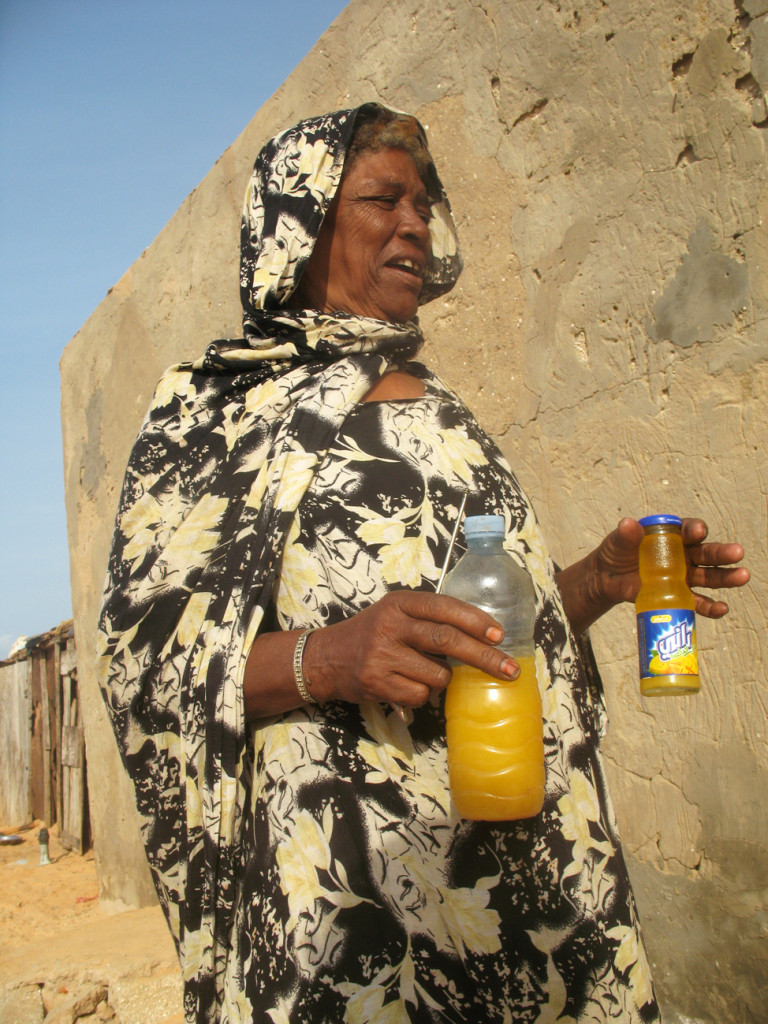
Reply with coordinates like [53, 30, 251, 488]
[243, 591, 520, 720]
[304, 591, 519, 708]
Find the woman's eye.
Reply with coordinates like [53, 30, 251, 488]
[364, 195, 432, 223]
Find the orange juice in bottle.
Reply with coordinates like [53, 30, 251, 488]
[442, 515, 545, 820]
[636, 514, 700, 696]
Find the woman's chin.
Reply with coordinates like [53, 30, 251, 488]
[372, 299, 420, 324]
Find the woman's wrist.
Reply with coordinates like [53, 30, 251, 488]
[301, 626, 338, 703]
[244, 626, 336, 720]
[556, 551, 615, 636]
[293, 628, 319, 704]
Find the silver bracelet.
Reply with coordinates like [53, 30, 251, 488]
[293, 628, 318, 704]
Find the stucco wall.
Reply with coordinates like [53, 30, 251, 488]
[61, 0, 767, 1018]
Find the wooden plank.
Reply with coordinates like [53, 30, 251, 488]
[49, 648, 60, 827]
[66, 673, 74, 727]
[29, 657, 45, 821]
[54, 641, 63, 828]
[40, 652, 52, 827]
[60, 643, 76, 676]
[61, 760, 86, 853]
[0, 658, 33, 824]
[62, 763, 71, 844]
[60, 670, 88, 854]
[61, 725, 84, 768]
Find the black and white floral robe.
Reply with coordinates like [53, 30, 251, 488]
[98, 104, 660, 1023]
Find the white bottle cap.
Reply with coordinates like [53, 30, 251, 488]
[464, 515, 505, 539]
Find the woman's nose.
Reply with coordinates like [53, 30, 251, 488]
[397, 202, 431, 245]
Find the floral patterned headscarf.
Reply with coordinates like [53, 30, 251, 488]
[203, 101, 461, 374]
[97, 104, 461, 1022]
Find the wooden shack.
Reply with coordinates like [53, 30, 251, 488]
[0, 621, 89, 851]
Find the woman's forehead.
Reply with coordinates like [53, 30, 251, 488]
[343, 149, 429, 193]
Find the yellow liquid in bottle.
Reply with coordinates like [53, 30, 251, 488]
[445, 656, 545, 821]
[636, 525, 700, 696]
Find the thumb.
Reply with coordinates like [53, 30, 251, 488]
[615, 517, 645, 551]
[596, 518, 645, 576]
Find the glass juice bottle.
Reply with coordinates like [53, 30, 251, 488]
[636, 514, 700, 696]
[442, 515, 545, 820]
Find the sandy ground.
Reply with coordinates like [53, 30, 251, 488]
[0, 822, 183, 1024]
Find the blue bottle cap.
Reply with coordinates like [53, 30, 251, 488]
[638, 514, 682, 528]
[464, 514, 506, 538]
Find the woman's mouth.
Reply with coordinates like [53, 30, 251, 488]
[386, 258, 423, 280]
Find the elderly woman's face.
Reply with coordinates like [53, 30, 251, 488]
[293, 147, 433, 323]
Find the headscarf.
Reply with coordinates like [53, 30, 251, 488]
[97, 103, 461, 1022]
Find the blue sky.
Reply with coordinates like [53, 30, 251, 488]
[0, 0, 348, 656]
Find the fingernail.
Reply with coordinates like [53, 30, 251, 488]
[486, 625, 504, 644]
[501, 658, 520, 679]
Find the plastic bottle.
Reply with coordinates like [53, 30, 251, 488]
[635, 514, 700, 696]
[442, 515, 545, 820]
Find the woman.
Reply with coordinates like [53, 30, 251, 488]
[98, 104, 748, 1024]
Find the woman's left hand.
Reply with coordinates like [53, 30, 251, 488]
[557, 517, 750, 636]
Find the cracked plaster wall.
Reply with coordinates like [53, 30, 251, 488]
[61, 1, 767, 1019]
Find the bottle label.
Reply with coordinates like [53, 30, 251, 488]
[637, 609, 698, 677]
